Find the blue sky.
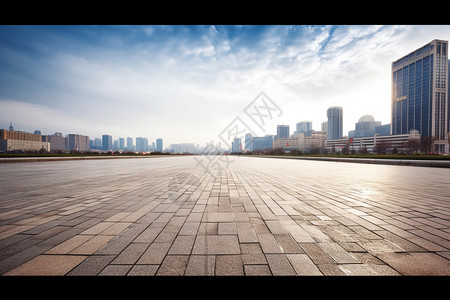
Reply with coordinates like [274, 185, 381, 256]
[1, 25, 450, 148]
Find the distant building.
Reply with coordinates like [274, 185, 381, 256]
[119, 138, 125, 150]
[156, 138, 163, 152]
[169, 143, 197, 154]
[327, 106, 343, 140]
[68, 134, 90, 152]
[273, 136, 303, 151]
[276, 125, 290, 139]
[326, 130, 421, 153]
[348, 115, 391, 138]
[293, 121, 312, 137]
[42, 132, 67, 152]
[252, 135, 273, 152]
[94, 138, 102, 149]
[321, 121, 328, 134]
[375, 124, 391, 136]
[102, 135, 112, 151]
[94, 138, 101, 149]
[245, 133, 253, 152]
[231, 137, 242, 153]
[136, 137, 148, 152]
[0, 129, 50, 152]
[273, 132, 326, 152]
[126, 137, 134, 151]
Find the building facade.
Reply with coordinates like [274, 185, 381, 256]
[0, 129, 50, 152]
[245, 133, 253, 152]
[156, 138, 163, 152]
[126, 137, 134, 151]
[136, 137, 149, 152]
[326, 130, 421, 153]
[252, 135, 273, 152]
[294, 121, 312, 137]
[273, 132, 326, 152]
[102, 135, 113, 151]
[348, 115, 391, 138]
[42, 132, 67, 152]
[391, 39, 448, 153]
[327, 106, 343, 140]
[231, 137, 242, 153]
[276, 125, 290, 139]
[68, 134, 90, 152]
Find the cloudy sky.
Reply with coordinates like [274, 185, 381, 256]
[1, 25, 450, 148]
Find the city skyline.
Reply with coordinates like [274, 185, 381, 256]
[1, 25, 450, 146]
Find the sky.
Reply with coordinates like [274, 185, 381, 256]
[1, 25, 450, 149]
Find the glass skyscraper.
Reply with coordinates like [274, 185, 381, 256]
[156, 138, 163, 152]
[276, 125, 290, 139]
[391, 39, 448, 153]
[102, 134, 112, 151]
[327, 106, 343, 140]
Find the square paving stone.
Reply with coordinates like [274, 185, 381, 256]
[5, 254, 87, 276]
[376, 252, 450, 275]
[185, 255, 215, 275]
[192, 235, 241, 255]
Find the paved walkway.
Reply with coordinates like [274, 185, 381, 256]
[0, 156, 449, 275]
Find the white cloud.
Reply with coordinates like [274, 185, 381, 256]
[3, 25, 450, 146]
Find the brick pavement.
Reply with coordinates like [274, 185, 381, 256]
[0, 156, 449, 276]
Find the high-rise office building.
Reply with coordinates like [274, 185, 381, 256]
[245, 133, 253, 151]
[126, 137, 134, 151]
[119, 138, 125, 150]
[231, 137, 242, 153]
[156, 138, 163, 152]
[69, 134, 90, 152]
[277, 125, 290, 139]
[94, 138, 102, 149]
[102, 134, 112, 151]
[327, 106, 343, 140]
[321, 121, 328, 134]
[294, 121, 312, 137]
[391, 39, 448, 153]
[136, 137, 148, 152]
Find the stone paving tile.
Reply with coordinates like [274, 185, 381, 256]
[5, 254, 87, 276]
[265, 254, 296, 275]
[215, 255, 244, 276]
[244, 264, 272, 275]
[157, 255, 189, 276]
[185, 255, 215, 275]
[191, 235, 241, 255]
[1, 156, 450, 276]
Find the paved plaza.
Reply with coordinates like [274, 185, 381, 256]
[0, 155, 449, 276]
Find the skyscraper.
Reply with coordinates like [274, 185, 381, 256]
[231, 137, 242, 153]
[68, 134, 90, 152]
[327, 106, 343, 140]
[136, 137, 148, 152]
[102, 134, 112, 151]
[277, 125, 290, 139]
[391, 39, 448, 153]
[294, 121, 312, 137]
[119, 137, 125, 150]
[126, 137, 134, 151]
[245, 133, 253, 151]
[156, 138, 163, 152]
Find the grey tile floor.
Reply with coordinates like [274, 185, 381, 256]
[0, 156, 449, 275]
